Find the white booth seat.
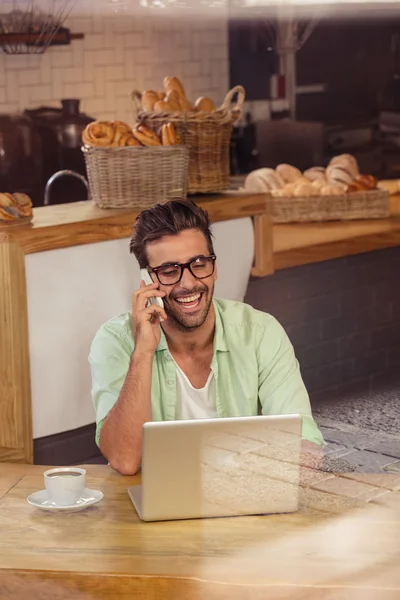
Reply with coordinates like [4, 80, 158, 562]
[26, 217, 255, 439]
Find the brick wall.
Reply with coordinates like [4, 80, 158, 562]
[245, 247, 400, 405]
[0, 9, 228, 126]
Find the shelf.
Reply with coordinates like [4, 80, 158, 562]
[0, 31, 84, 48]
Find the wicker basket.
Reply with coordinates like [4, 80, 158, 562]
[272, 189, 390, 223]
[132, 86, 245, 195]
[82, 144, 189, 209]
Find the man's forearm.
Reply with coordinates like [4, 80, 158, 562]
[99, 351, 153, 475]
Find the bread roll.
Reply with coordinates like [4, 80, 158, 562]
[141, 90, 159, 112]
[244, 171, 271, 193]
[119, 133, 141, 147]
[329, 154, 359, 178]
[271, 189, 288, 198]
[179, 97, 193, 112]
[326, 165, 355, 186]
[132, 125, 161, 147]
[276, 164, 302, 184]
[154, 100, 177, 113]
[293, 182, 318, 197]
[283, 182, 297, 196]
[161, 123, 177, 146]
[311, 178, 326, 191]
[321, 183, 345, 196]
[166, 90, 182, 111]
[163, 76, 186, 99]
[194, 96, 216, 112]
[304, 167, 326, 182]
[0, 206, 16, 220]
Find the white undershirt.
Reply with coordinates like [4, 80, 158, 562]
[174, 362, 218, 420]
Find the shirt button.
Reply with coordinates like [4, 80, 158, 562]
[167, 380, 174, 386]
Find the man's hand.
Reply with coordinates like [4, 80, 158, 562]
[132, 280, 167, 356]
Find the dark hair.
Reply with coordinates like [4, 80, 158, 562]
[130, 199, 214, 268]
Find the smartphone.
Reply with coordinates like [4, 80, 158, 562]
[140, 269, 164, 320]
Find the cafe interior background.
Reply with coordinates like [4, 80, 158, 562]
[1, 0, 400, 467]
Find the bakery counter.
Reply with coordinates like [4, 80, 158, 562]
[0, 192, 272, 464]
[273, 195, 400, 270]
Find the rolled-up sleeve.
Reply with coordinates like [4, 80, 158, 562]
[89, 322, 132, 446]
[257, 316, 326, 447]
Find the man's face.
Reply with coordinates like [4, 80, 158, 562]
[146, 229, 217, 330]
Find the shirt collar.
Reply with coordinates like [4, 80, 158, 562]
[156, 299, 228, 353]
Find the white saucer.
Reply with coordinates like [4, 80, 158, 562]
[27, 488, 103, 512]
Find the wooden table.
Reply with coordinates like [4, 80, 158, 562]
[1, 463, 400, 599]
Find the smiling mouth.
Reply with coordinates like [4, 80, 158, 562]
[174, 292, 202, 310]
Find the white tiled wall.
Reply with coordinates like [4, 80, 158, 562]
[0, 11, 229, 125]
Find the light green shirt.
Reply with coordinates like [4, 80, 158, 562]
[89, 298, 325, 447]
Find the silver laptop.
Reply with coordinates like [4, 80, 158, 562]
[128, 414, 302, 522]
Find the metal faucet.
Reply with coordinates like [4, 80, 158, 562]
[44, 170, 89, 206]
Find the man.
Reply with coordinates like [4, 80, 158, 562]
[89, 199, 325, 475]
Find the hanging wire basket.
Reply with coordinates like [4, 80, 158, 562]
[0, 0, 78, 54]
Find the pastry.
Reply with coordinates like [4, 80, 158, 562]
[82, 121, 116, 147]
[0, 192, 16, 208]
[355, 174, 377, 190]
[133, 125, 161, 147]
[0, 206, 16, 220]
[163, 76, 186, 100]
[304, 167, 326, 182]
[326, 165, 355, 187]
[329, 154, 359, 178]
[345, 181, 369, 193]
[194, 96, 216, 112]
[13, 192, 33, 216]
[119, 133, 141, 147]
[320, 183, 345, 196]
[161, 123, 177, 146]
[276, 164, 302, 184]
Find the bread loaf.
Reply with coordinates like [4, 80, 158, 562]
[329, 154, 359, 178]
[320, 183, 345, 196]
[244, 170, 270, 193]
[326, 164, 355, 186]
[276, 164, 302, 184]
[163, 76, 186, 100]
[304, 167, 326, 182]
[194, 96, 216, 112]
[141, 90, 159, 112]
[293, 182, 319, 197]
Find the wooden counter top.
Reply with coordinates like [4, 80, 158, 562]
[1, 463, 400, 599]
[274, 195, 400, 270]
[0, 192, 268, 256]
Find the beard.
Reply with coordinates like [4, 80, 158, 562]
[163, 281, 214, 331]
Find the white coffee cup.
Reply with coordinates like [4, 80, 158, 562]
[44, 467, 86, 506]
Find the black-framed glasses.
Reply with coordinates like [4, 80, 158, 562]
[149, 254, 216, 286]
